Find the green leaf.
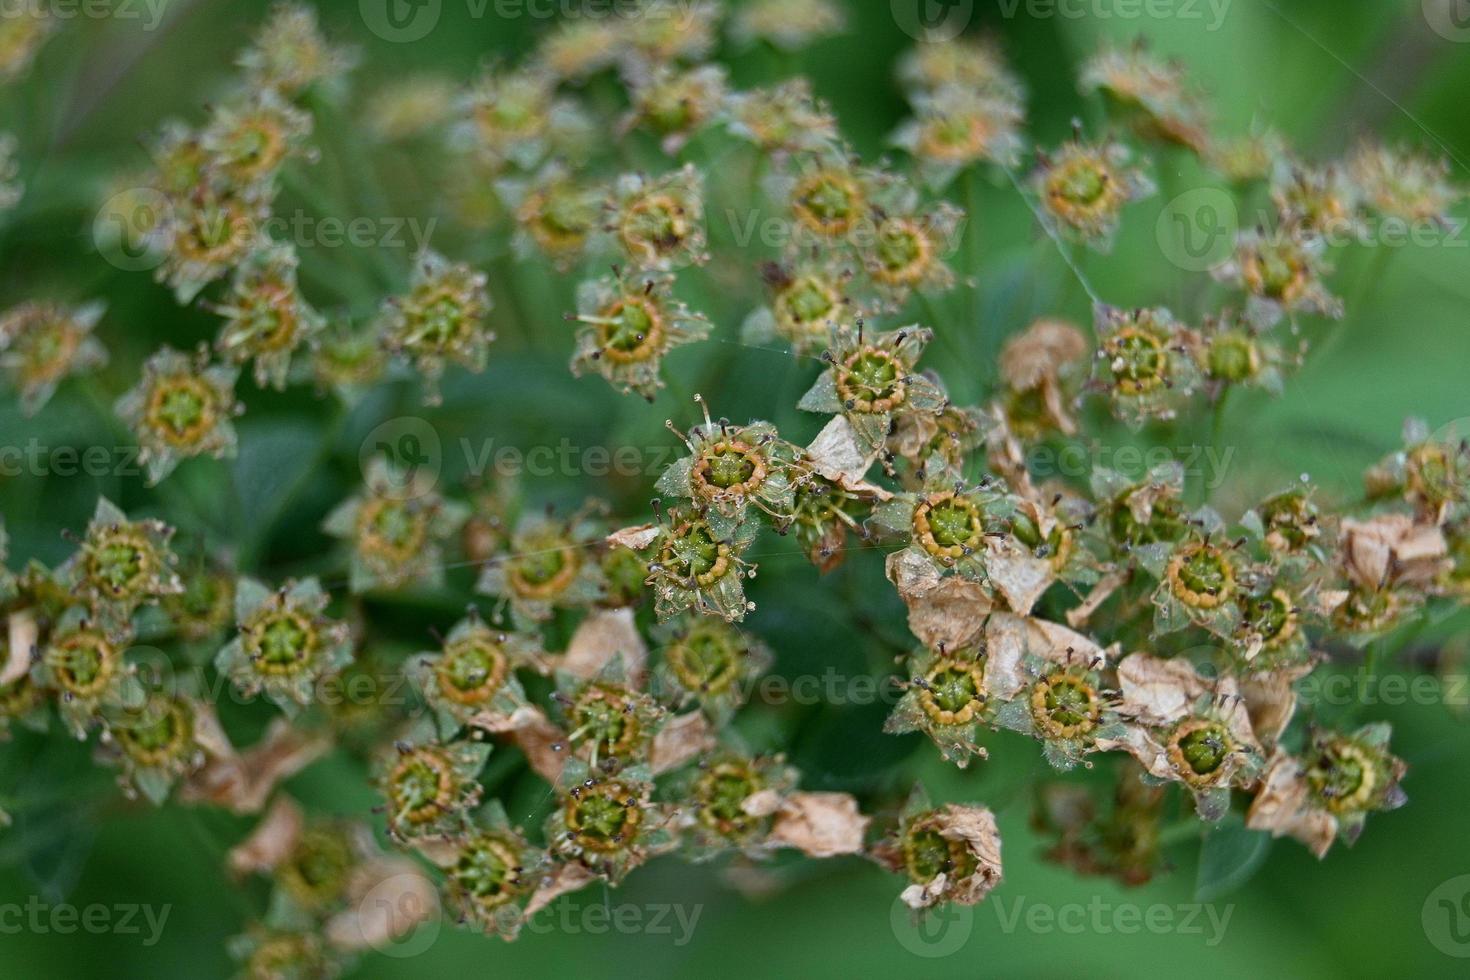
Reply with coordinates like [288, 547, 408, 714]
[1195, 821, 1273, 902]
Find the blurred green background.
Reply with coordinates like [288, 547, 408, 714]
[2, 0, 1469, 976]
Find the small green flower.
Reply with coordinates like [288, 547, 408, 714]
[653, 617, 771, 725]
[201, 89, 313, 191]
[434, 801, 544, 940]
[797, 321, 948, 453]
[102, 693, 205, 805]
[672, 751, 798, 860]
[59, 498, 182, 634]
[624, 64, 728, 154]
[657, 400, 802, 537]
[409, 616, 538, 739]
[568, 268, 711, 400]
[322, 458, 469, 593]
[730, 0, 846, 51]
[0, 300, 107, 416]
[115, 345, 240, 485]
[725, 79, 839, 156]
[499, 162, 605, 270]
[36, 608, 145, 738]
[1034, 135, 1154, 252]
[215, 577, 352, 715]
[310, 325, 388, 405]
[476, 508, 605, 628]
[992, 656, 1124, 771]
[546, 759, 676, 884]
[646, 508, 758, 623]
[377, 731, 491, 842]
[379, 250, 494, 406]
[236, 2, 357, 96]
[740, 257, 854, 355]
[1093, 305, 1201, 427]
[885, 645, 990, 767]
[555, 664, 665, 772]
[601, 165, 707, 271]
[875, 787, 1003, 909]
[211, 246, 324, 390]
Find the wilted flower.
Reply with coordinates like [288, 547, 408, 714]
[554, 665, 665, 771]
[623, 64, 728, 155]
[621, 0, 721, 67]
[741, 258, 853, 354]
[730, 0, 845, 50]
[201, 90, 313, 191]
[645, 507, 758, 623]
[115, 345, 240, 485]
[874, 788, 1003, 910]
[601, 165, 708, 271]
[0, 300, 107, 415]
[310, 325, 388, 404]
[433, 802, 545, 939]
[1151, 527, 1245, 638]
[536, 19, 623, 81]
[859, 195, 964, 309]
[216, 577, 353, 715]
[1247, 724, 1406, 856]
[885, 644, 990, 767]
[379, 250, 494, 406]
[545, 760, 676, 883]
[210, 245, 324, 389]
[797, 321, 948, 453]
[1364, 418, 1469, 523]
[410, 616, 539, 738]
[1196, 308, 1300, 396]
[725, 79, 839, 156]
[163, 563, 237, 644]
[1080, 42, 1210, 155]
[377, 731, 491, 841]
[476, 508, 604, 627]
[1216, 228, 1342, 322]
[459, 64, 559, 168]
[1207, 129, 1287, 184]
[657, 398, 802, 536]
[897, 37, 1024, 102]
[1348, 143, 1461, 225]
[156, 184, 269, 302]
[322, 459, 468, 593]
[892, 87, 1025, 187]
[654, 617, 771, 724]
[1091, 462, 1190, 567]
[498, 163, 605, 270]
[994, 654, 1124, 771]
[997, 317, 1088, 437]
[237, 2, 356, 96]
[568, 268, 711, 399]
[1034, 135, 1154, 251]
[1270, 161, 1361, 239]
[673, 751, 798, 859]
[58, 497, 182, 634]
[102, 693, 208, 805]
[1092, 304, 1200, 425]
[1102, 654, 1264, 820]
[35, 609, 144, 738]
[1240, 483, 1327, 560]
[869, 473, 1017, 584]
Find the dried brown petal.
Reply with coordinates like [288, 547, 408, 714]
[227, 795, 304, 876]
[181, 715, 331, 814]
[558, 607, 647, 683]
[607, 524, 661, 552]
[524, 861, 598, 918]
[1246, 752, 1337, 858]
[649, 711, 715, 775]
[984, 613, 1108, 700]
[1340, 515, 1448, 590]
[326, 856, 438, 952]
[886, 549, 993, 651]
[2, 608, 36, 686]
[769, 791, 869, 858]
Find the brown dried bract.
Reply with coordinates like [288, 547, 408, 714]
[1339, 515, 1449, 590]
[769, 791, 869, 858]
